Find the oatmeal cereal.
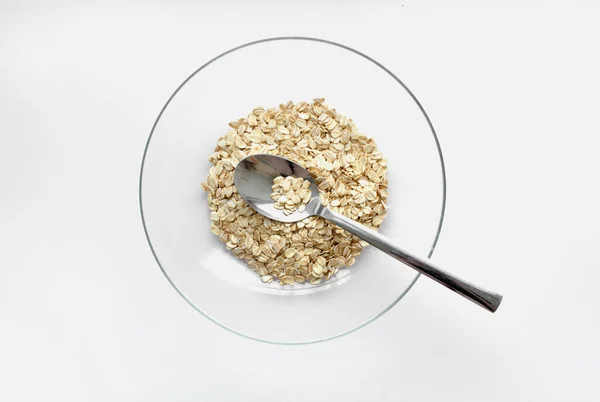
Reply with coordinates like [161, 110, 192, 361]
[270, 176, 312, 215]
[201, 98, 389, 285]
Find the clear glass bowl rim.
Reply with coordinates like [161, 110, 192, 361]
[139, 36, 447, 345]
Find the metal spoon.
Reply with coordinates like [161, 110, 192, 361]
[234, 154, 503, 312]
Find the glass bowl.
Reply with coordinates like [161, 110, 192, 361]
[140, 37, 446, 344]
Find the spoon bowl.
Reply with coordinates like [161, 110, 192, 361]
[234, 154, 322, 223]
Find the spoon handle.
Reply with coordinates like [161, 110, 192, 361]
[318, 207, 503, 313]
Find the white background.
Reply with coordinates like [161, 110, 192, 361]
[1, 1, 599, 401]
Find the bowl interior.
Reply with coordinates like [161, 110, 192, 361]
[140, 38, 445, 344]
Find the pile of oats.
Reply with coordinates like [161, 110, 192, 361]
[201, 98, 389, 286]
[271, 176, 312, 215]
